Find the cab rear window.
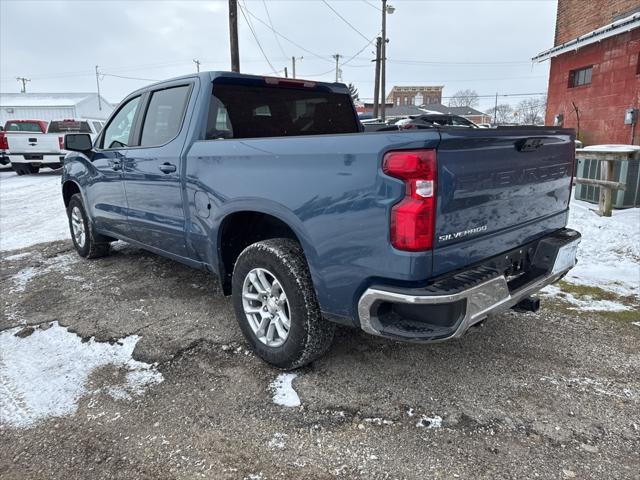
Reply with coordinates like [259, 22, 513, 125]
[5, 121, 44, 132]
[206, 84, 359, 139]
[48, 121, 92, 133]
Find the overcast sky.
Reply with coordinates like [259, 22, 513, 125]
[0, 0, 557, 111]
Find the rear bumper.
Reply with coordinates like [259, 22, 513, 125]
[9, 153, 65, 166]
[357, 228, 581, 342]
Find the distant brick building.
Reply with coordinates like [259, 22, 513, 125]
[385, 86, 443, 107]
[533, 0, 640, 145]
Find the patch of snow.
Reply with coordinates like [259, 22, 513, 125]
[566, 199, 640, 297]
[580, 144, 640, 153]
[4, 252, 31, 261]
[540, 375, 635, 399]
[0, 322, 163, 428]
[268, 432, 288, 449]
[10, 266, 37, 293]
[541, 285, 631, 312]
[632, 322, 640, 328]
[0, 171, 69, 251]
[9, 253, 79, 294]
[416, 414, 442, 429]
[364, 417, 394, 426]
[270, 373, 300, 407]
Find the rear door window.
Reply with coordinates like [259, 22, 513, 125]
[206, 84, 359, 139]
[139, 85, 191, 147]
[48, 120, 92, 133]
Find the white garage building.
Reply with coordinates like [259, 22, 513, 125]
[0, 93, 114, 125]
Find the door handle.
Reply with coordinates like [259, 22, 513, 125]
[111, 159, 122, 171]
[159, 162, 177, 174]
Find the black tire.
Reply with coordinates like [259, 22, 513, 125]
[12, 164, 26, 175]
[232, 238, 335, 370]
[67, 194, 111, 258]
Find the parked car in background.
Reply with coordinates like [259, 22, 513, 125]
[1, 119, 49, 166]
[7, 118, 104, 174]
[395, 114, 479, 129]
[61, 71, 580, 369]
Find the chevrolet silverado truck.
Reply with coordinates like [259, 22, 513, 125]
[8, 118, 103, 174]
[1, 120, 49, 166]
[61, 72, 580, 369]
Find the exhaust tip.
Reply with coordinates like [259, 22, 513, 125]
[512, 296, 541, 313]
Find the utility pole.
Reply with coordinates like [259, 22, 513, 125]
[380, 0, 394, 122]
[291, 56, 302, 79]
[229, 0, 240, 72]
[333, 54, 341, 83]
[372, 37, 381, 119]
[16, 77, 30, 93]
[284, 67, 288, 78]
[193, 59, 201, 72]
[493, 91, 498, 125]
[94, 66, 102, 111]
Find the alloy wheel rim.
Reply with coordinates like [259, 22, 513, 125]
[242, 267, 291, 347]
[71, 206, 86, 248]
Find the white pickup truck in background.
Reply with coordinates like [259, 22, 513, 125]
[7, 118, 104, 174]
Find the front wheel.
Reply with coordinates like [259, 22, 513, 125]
[232, 238, 335, 369]
[67, 194, 111, 258]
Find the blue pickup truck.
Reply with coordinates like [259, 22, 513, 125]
[61, 71, 580, 369]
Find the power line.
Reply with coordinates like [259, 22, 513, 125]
[243, 7, 333, 64]
[321, 0, 373, 43]
[261, 0, 288, 58]
[238, 1, 279, 74]
[342, 34, 380, 66]
[101, 73, 159, 82]
[361, 0, 382, 11]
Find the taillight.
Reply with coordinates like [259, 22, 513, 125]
[0, 134, 7, 150]
[59, 136, 64, 150]
[383, 149, 437, 251]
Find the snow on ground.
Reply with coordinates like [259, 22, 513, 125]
[564, 198, 639, 298]
[270, 373, 301, 407]
[0, 170, 69, 251]
[541, 285, 631, 312]
[0, 323, 163, 428]
[580, 144, 640, 153]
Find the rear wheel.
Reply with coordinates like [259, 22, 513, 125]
[67, 194, 111, 258]
[232, 238, 335, 369]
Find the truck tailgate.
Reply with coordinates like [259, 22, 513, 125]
[433, 128, 574, 276]
[7, 133, 60, 153]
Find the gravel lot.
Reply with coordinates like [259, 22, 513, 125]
[1, 170, 639, 480]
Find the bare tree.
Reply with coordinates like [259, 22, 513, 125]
[488, 103, 514, 125]
[516, 96, 547, 125]
[448, 89, 479, 108]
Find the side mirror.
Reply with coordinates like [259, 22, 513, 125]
[64, 133, 93, 153]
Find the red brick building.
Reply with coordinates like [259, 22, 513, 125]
[533, 0, 640, 145]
